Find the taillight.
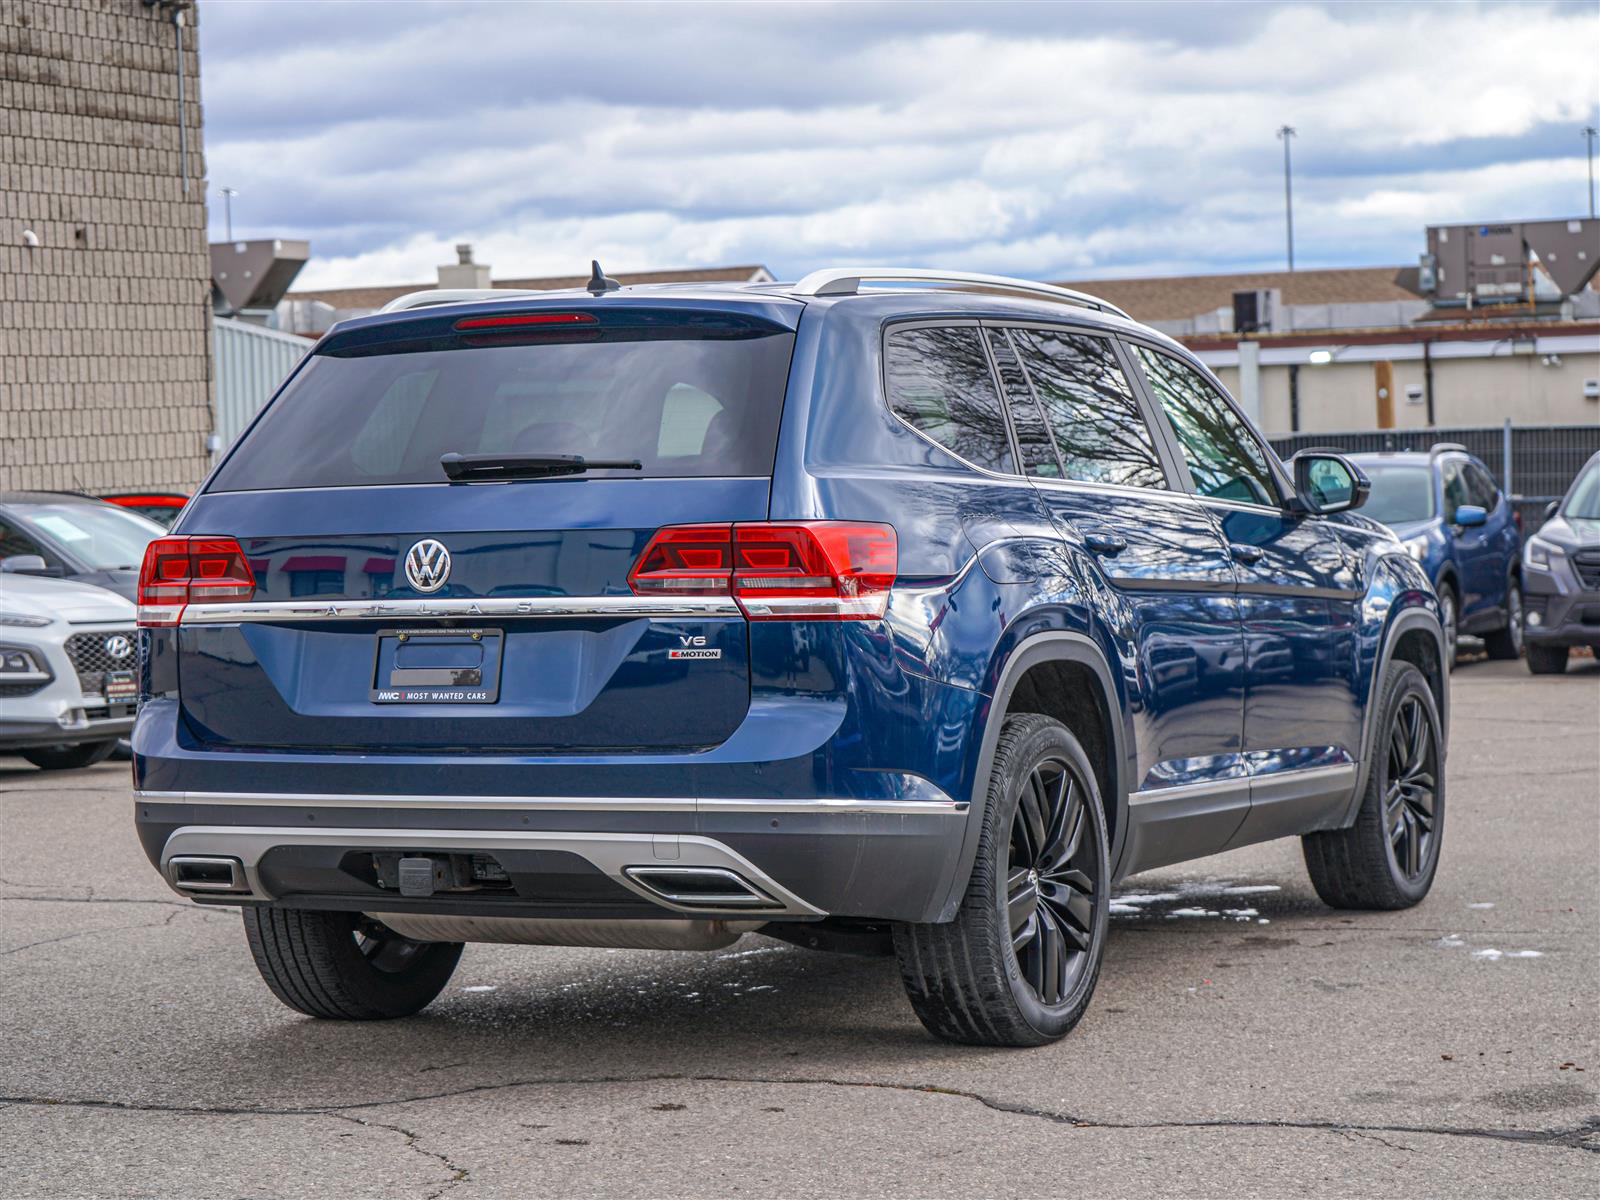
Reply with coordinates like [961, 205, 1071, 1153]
[137, 536, 255, 627]
[628, 522, 897, 620]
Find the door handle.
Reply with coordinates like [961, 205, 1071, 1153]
[1229, 543, 1265, 565]
[1084, 531, 1127, 556]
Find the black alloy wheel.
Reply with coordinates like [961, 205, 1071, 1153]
[1007, 755, 1098, 1006]
[1383, 692, 1438, 883]
[894, 713, 1110, 1046]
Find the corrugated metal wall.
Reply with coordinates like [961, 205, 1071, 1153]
[212, 316, 310, 453]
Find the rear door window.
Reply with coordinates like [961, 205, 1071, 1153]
[885, 326, 1015, 474]
[210, 323, 795, 491]
[1009, 329, 1166, 489]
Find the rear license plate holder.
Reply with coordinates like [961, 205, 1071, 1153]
[371, 628, 502, 704]
[103, 670, 137, 702]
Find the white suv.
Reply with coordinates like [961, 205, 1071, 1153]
[0, 574, 137, 769]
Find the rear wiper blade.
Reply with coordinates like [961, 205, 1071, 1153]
[440, 452, 644, 481]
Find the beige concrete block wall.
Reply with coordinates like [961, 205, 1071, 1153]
[0, 0, 212, 492]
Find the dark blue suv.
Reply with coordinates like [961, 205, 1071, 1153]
[1351, 447, 1523, 668]
[132, 268, 1449, 1046]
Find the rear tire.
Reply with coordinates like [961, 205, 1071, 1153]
[1482, 579, 1523, 660]
[894, 713, 1109, 1047]
[19, 740, 118, 770]
[1526, 643, 1569, 675]
[1303, 662, 1444, 910]
[242, 908, 463, 1019]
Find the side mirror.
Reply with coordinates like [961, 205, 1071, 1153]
[0, 554, 50, 575]
[1290, 452, 1368, 515]
[1543, 500, 1560, 522]
[1452, 504, 1488, 528]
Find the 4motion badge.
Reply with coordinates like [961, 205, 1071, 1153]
[669, 634, 722, 660]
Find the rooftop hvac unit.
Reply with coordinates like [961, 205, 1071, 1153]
[1232, 289, 1277, 334]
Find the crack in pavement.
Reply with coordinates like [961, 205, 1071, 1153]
[1, 1075, 1595, 1156]
[328, 1113, 470, 1199]
[0, 910, 186, 957]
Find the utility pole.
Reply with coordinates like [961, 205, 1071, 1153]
[1277, 125, 1297, 271]
[220, 187, 238, 241]
[1584, 126, 1597, 219]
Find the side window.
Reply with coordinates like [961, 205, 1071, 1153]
[0, 519, 49, 562]
[1009, 329, 1166, 489]
[986, 330, 1059, 478]
[1465, 462, 1499, 510]
[1440, 458, 1473, 519]
[885, 326, 1015, 474]
[1134, 345, 1279, 507]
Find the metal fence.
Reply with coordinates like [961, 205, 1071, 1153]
[1268, 423, 1600, 533]
[213, 316, 310, 454]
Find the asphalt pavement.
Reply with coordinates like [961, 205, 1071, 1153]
[2, 656, 1596, 1198]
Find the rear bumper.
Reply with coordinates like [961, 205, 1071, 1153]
[1, 712, 134, 750]
[135, 791, 969, 924]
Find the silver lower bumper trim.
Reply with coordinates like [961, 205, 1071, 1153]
[158, 825, 826, 918]
[136, 789, 967, 817]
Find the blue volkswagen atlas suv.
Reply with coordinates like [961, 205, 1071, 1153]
[132, 268, 1449, 1046]
[1351, 447, 1522, 668]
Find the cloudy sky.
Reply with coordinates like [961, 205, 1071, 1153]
[199, 0, 1600, 291]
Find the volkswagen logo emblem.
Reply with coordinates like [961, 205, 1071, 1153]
[103, 635, 134, 661]
[404, 539, 452, 593]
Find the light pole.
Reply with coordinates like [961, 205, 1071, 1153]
[1584, 126, 1597, 219]
[1277, 126, 1297, 272]
[220, 186, 238, 241]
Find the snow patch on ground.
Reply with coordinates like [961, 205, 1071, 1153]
[1434, 934, 1466, 948]
[1221, 885, 1281, 895]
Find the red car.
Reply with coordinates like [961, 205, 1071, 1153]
[99, 492, 188, 528]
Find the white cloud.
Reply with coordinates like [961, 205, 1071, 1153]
[197, 1, 1600, 289]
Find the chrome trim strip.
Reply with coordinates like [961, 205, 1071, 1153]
[1129, 776, 1247, 806]
[176, 596, 743, 624]
[159, 826, 826, 916]
[1131, 762, 1356, 807]
[136, 789, 968, 816]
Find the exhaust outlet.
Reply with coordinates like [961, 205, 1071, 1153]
[168, 856, 249, 894]
[623, 866, 781, 909]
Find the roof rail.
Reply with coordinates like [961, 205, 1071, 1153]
[1428, 442, 1469, 456]
[790, 267, 1131, 320]
[379, 288, 545, 314]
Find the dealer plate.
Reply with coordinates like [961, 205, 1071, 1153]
[371, 627, 502, 704]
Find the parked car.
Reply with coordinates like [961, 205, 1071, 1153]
[1521, 450, 1600, 674]
[1351, 446, 1523, 667]
[0, 573, 137, 770]
[131, 268, 1447, 1046]
[0, 492, 165, 601]
[100, 492, 189, 528]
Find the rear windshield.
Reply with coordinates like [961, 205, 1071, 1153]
[210, 327, 795, 491]
[1358, 464, 1436, 525]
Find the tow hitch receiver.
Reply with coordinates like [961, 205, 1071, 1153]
[397, 857, 435, 898]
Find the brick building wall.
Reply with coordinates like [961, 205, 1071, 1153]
[0, 0, 213, 492]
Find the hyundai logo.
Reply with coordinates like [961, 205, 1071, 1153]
[404, 539, 452, 593]
[104, 635, 134, 661]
